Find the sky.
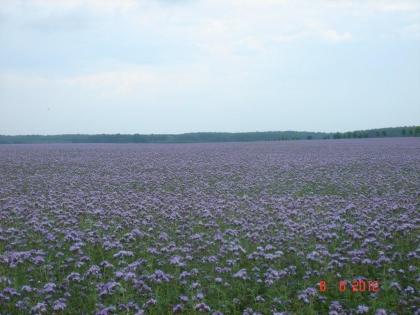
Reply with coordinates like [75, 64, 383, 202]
[0, 0, 419, 135]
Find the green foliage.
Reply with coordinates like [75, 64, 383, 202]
[0, 126, 419, 144]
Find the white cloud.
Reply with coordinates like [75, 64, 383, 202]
[28, 0, 138, 12]
[4, 0, 417, 91]
[62, 65, 209, 98]
[238, 36, 266, 52]
[321, 30, 353, 43]
[369, 1, 420, 12]
[271, 32, 306, 43]
[401, 23, 420, 39]
[64, 70, 158, 97]
[228, 0, 290, 8]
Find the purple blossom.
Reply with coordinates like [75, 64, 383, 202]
[42, 282, 56, 294]
[356, 305, 369, 314]
[98, 281, 121, 297]
[0, 139, 418, 314]
[113, 250, 134, 259]
[169, 255, 185, 267]
[233, 269, 248, 280]
[31, 302, 47, 314]
[195, 303, 211, 312]
[148, 270, 172, 283]
[52, 298, 67, 311]
[172, 304, 183, 313]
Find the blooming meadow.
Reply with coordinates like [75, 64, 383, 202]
[0, 139, 419, 314]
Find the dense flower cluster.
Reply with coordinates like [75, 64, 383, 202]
[0, 139, 419, 314]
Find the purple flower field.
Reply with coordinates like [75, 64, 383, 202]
[0, 138, 419, 314]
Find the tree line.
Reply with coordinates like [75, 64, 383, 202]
[0, 126, 419, 144]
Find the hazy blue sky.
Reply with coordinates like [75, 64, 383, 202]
[1, 0, 419, 135]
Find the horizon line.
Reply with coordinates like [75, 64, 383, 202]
[1, 125, 419, 137]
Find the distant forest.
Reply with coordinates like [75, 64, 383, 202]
[1, 126, 419, 144]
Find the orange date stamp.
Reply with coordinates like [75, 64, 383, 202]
[318, 279, 380, 293]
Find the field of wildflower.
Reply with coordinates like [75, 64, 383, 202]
[0, 138, 419, 315]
